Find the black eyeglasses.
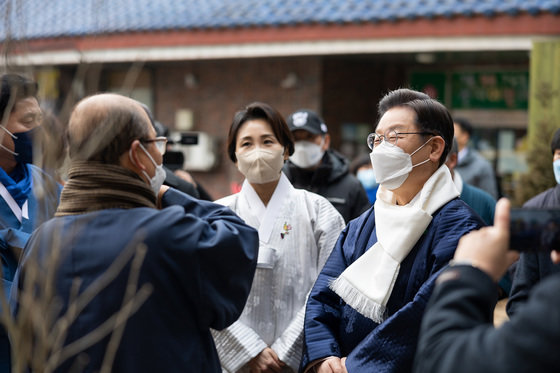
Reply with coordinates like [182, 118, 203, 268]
[367, 130, 434, 150]
[140, 136, 168, 155]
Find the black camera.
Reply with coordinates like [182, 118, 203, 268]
[163, 132, 199, 170]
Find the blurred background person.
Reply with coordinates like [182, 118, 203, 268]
[212, 102, 345, 373]
[446, 138, 495, 225]
[350, 153, 378, 204]
[506, 128, 560, 316]
[283, 109, 370, 223]
[454, 117, 499, 198]
[152, 116, 214, 201]
[414, 198, 559, 373]
[0, 73, 61, 370]
[301, 89, 484, 373]
[446, 138, 515, 297]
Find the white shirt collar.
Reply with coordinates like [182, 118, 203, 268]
[240, 173, 293, 243]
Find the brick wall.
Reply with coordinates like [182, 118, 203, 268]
[152, 56, 322, 199]
[322, 58, 407, 150]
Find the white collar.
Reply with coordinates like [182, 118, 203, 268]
[453, 171, 464, 195]
[0, 182, 29, 224]
[240, 173, 293, 243]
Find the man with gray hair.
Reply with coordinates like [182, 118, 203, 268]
[10, 93, 258, 372]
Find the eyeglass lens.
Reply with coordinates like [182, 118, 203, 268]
[367, 130, 398, 149]
[155, 140, 166, 155]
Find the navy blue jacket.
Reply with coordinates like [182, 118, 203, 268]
[301, 199, 483, 373]
[11, 188, 258, 373]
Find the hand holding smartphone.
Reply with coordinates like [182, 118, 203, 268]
[509, 208, 560, 252]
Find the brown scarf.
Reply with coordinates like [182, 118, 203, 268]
[55, 161, 156, 216]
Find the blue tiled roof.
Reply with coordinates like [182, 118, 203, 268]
[1, 0, 558, 40]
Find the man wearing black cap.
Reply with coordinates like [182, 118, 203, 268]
[283, 109, 370, 223]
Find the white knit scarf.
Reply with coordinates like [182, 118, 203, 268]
[329, 165, 459, 322]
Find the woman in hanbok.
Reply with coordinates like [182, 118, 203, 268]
[212, 102, 345, 373]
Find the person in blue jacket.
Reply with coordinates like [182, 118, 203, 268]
[300, 88, 484, 373]
[446, 138, 495, 226]
[10, 93, 259, 372]
[0, 74, 61, 370]
[350, 153, 379, 204]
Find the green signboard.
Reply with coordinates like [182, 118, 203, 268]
[409, 72, 447, 102]
[410, 70, 529, 110]
[451, 71, 529, 110]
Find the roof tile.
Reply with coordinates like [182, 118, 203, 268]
[1, 0, 558, 40]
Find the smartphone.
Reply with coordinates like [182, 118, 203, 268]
[509, 208, 560, 252]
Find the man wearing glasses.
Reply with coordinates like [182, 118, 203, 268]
[10, 93, 259, 372]
[300, 88, 484, 373]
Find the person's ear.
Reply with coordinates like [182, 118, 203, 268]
[128, 140, 147, 171]
[429, 136, 446, 163]
[322, 134, 331, 151]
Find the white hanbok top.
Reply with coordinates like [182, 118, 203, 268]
[212, 173, 345, 372]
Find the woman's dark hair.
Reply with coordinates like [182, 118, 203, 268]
[226, 102, 295, 163]
[0, 74, 38, 119]
[377, 88, 453, 167]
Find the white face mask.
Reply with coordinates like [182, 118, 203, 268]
[236, 147, 285, 184]
[289, 139, 325, 169]
[369, 137, 432, 190]
[130, 143, 166, 195]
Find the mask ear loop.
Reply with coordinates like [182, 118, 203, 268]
[410, 136, 435, 168]
[138, 142, 158, 167]
[128, 145, 140, 169]
[129, 144, 155, 185]
[1, 126, 17, 139]
[0, 126, 18, 155]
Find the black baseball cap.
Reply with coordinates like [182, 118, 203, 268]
[287, 109, 328, 135]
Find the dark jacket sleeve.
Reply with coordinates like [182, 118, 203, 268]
[506, 251, 558, 316]
[161, 188, 259, 330]
[414, 265, 560, 373]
